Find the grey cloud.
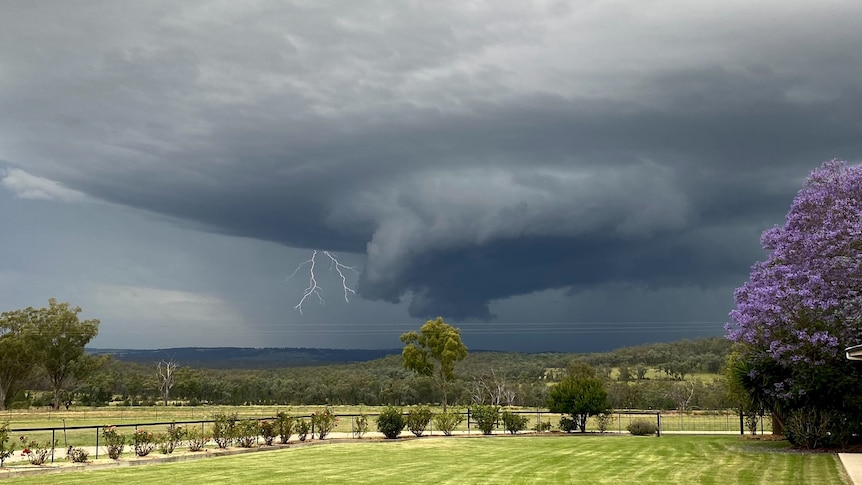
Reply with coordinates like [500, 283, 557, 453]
[1, 1, 861, 327]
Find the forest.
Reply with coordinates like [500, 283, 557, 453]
[11, 336, 735, 412]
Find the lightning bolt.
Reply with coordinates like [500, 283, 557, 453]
[287, 250, 358, 314]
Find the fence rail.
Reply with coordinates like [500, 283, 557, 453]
[5, 409, 769, 464]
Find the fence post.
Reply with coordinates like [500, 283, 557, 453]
[51, 429, 55, 463]
[739, 409, 744, 435]
[95, 427, 99, 460]
[656, 412, 661, 437]
[467, 408, 471, 435]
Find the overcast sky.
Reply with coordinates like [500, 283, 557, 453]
[1, 1, 860, 352]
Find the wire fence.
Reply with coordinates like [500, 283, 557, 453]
[5, 409, 769, 464]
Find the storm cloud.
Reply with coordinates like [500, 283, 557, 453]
[1, 1, 860, 349]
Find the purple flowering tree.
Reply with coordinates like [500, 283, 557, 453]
[726, 160, 862, 447]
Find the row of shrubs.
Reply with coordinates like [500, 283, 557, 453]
[1, 409, 659, 466]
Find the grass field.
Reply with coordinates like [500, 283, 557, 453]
[0, 435, 849, 484]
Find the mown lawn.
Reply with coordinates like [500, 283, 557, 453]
[0, 434, 849, 485]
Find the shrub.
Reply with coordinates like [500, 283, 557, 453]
[785, 407, 832, 449]
[406, 406, 433, 437]
[101, 426, 125, 459]
[133, 429, 156, 457]
[66, 446, 88, 463]
[158, 424, 186, 454]
[0, 423, 13, 467]
[559, 417, 577, 433]
[235, 419, 259, 448]
[433, 411, 464, 436]
[532, 420, 552, 433]
[18, 435, 56, 465]
[311, 408, 338, 440]
[259, 420, 276, 446]
[501, 411, 529, 434]
[185, 426, 209, 452]
[377, 406, 405, 439]
[627, 419, 658, 436]
[211, 412, 238, 448]
[353, 413, 369, 439]
[296, 419, 310, 441]
[745, 414, 759, 436]
[594, 413, 614, 434]
[471, 405, 499, 435]
[276, 412, 295, 444]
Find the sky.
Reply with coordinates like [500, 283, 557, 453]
[1, 1, 860, 353]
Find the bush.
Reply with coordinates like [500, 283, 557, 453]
[559, 416, 577, 433]
[785, 408, 832, 449]
[276, 412, 295, 444]
[627, 419, 658, 436]
[66, 446, 88, 463]
[744, 414, 760, 436]
[185, 426, 209, 452]
[407, 406, 433, 437]
[259, 420, 276, 446]
[296, 419, 310, 441]
[235, 419, 259, 448]
[433, 411, 463, 436]
[101, 426, 125, 459]
[532, 420, 552, 433]
[158, 424, 186, 454]
[0, 422, 13, 467]
[311, 408, 338, 440]
[594, 413, 614, 434]
[377, 406, 406, 439]
[18, 435, 56, 465]
[353, 414, 369, 439]
[501, 411, 529, 434]
[211, 412, 238, 448]
[132, 429, 156, 456]
[471, 405, 499, 435]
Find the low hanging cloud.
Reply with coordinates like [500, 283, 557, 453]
[1, 1, 860, 323]
[1, 168, 89, 203]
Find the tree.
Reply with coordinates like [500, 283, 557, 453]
[726, 160, 862, 447]
[156, 360, 178, 406]
[0, 309, 38, 410]
[30, 299, 100, 409]
[400, 317, 468, 412]
[547, 364, 610, 432]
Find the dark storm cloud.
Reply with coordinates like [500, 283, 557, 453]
[2, 0, 861, 324]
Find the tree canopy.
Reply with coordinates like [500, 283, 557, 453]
[726, 159, 862, 447]
[547, 364, 609, 432]
[400, 317, 467, 411]
[1, 299, 100, 410]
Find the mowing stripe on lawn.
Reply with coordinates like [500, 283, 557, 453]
[0, 435, 850, 485]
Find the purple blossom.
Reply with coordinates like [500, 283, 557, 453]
[727, 160, 862, 408]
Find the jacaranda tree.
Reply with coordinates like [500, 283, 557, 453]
[726, 159, 862, 448]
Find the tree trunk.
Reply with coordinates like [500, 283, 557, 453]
[772, 413, 785, 436]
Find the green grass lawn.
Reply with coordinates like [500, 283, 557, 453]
[0, 435, 849, 485]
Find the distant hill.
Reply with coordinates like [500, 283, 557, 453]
[88, 347, 401, 368]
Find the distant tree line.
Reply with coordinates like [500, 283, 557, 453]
[7, 330, 735, 411]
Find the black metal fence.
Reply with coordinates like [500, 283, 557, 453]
[5, 409, 769, 464]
